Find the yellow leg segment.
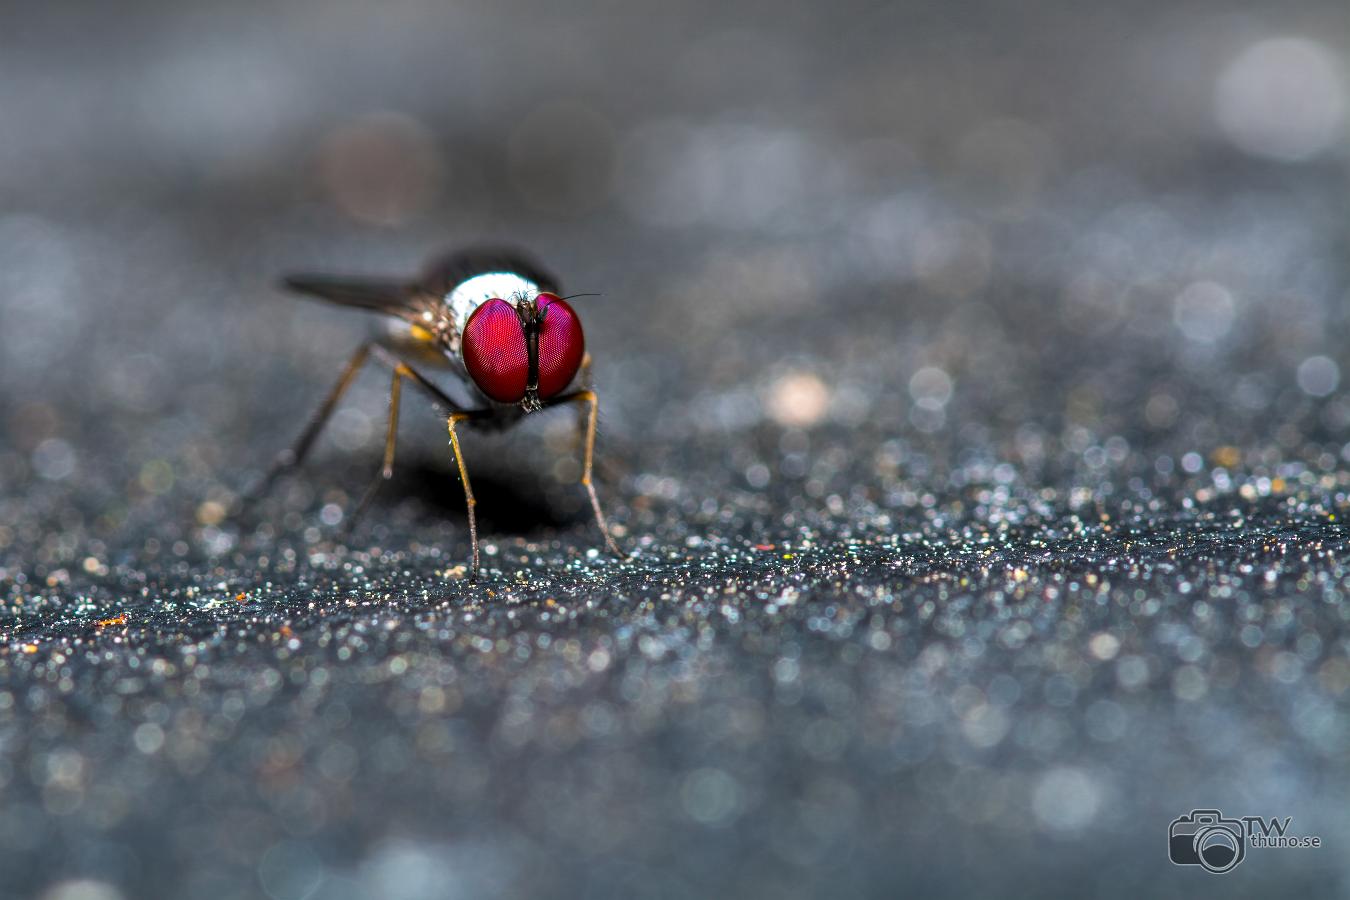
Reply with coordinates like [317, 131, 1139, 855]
[568, 389, 624, 558]
[447, 412, 481, 577]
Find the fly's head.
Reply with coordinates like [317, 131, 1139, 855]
[460, 292, 585, 411]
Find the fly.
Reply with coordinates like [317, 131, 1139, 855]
[250, 245, 625, 577]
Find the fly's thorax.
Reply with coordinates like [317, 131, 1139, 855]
[442, 272, 542, 348]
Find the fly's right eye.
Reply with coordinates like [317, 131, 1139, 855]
[461, 298, 529, 403]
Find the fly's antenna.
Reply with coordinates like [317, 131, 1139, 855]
[559, 292, 602, 302]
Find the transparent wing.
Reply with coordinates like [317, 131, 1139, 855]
[280, 274, 428, 323]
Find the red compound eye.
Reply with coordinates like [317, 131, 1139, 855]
[534, 293, 585, 399]
[462, 298, 528, 403]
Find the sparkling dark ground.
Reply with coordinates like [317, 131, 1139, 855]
[2, 2, 1350, 898]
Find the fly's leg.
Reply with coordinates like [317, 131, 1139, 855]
[547, 388, 624, 558]
[246, 341, 491, 575]
[363, 347, 493, 576]
[577, 352, 594, 392]
[574, 354, 594, 461]
[446, 410, 487, 578]
[346, 364, 408, 529]
[247, 343, 371, 501]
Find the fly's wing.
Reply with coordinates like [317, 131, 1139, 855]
[418, 245, 562, 298]
[280, 274, 434, 326]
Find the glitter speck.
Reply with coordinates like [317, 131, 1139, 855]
[1297, 355, 1339, 397]
[908, 366, 954, 409]
[1215, 37, 1347, 162]
[1032, 768, 1102, 832]
[765, 371, 831, 427]
[1089, 632, 1121, 661]
[1173, 281, 1235, 343]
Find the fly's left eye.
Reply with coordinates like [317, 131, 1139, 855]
[462, 298, 529, 403]
[534, 293, 585, 399]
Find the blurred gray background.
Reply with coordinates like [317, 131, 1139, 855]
[1, 1, 1349, 898]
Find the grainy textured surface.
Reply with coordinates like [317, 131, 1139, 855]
[2, 2, 1349, 898]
